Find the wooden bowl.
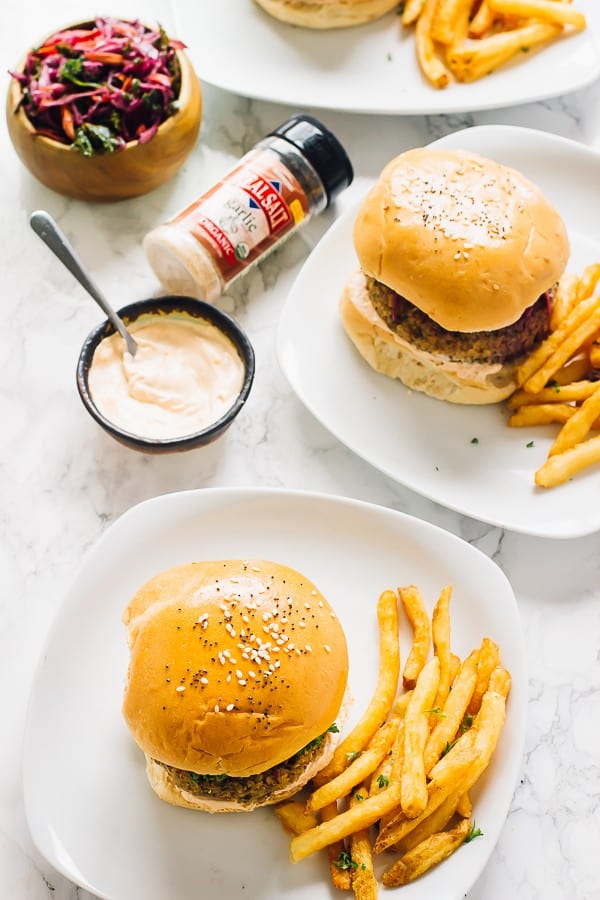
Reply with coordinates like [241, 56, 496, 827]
[6, 34, 202, 202]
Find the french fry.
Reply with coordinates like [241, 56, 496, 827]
[468, 637, 500, 715]
[551, 353, 591, 386]
[450, 651, 461, 679]
[400, 585, 431, 689]
[392, 688, 413, 719]
[374, 775, 471, 853]
[576, 264, 600, 301]
[290, 783, 403, 862]
[349, 787, 378, 900]
[456, 791, 472, 818]
[274, 801, 318, 835]
[488, 665, 512, 698]
[416, 0, 452, 89]
[508, 403, 578, 428]
[515, 291, 600, 391]
[316, 590, 400, 784]
[468, 0, 496, 37]
[487, 0, 586, 28]
[308, 719, 399, 813]
[431, 0, 473, 44]
[432, 584, 453, 712]
[402, 0, 427, 25]
[550, 273, 580, 332]
[535, 434, 600, 487]
[423, 648, 479, 774]
[446, 22, 561, 83]
[322, 801, 352, 891]
[382, 819, 472, 886]
[549, 383, 600, 455]
[392, 791, 460, 855]
[507, 381, 599, 409]
[401, 656, 440, 818]
[376, 721, 405, 832]
[590, 338, 600, 370]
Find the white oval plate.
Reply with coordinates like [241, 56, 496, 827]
[174, 0, 600, 115]
[277, 126, 600, 538]
[24, 487, 525, 900]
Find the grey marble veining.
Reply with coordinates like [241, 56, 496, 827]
[1, 2, 600, 898]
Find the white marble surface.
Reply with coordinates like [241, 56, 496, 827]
[2, 2, 600, 898]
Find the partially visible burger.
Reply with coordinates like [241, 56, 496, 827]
[340, 148, 570, 404]
[122, 559, 349, 812]
[252, 0, 400, 29]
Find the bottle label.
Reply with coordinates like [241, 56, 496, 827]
[171, 149, 310, 284]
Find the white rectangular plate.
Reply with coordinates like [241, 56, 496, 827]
[24, 487, 525, 900]
[277, 126, 600, 538]
[173, 0, 600, 115]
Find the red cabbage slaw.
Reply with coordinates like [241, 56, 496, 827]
[10, 17, 186, 156]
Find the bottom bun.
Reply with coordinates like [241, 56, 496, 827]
[144, 719, 342, 813]
[340, 271, 518, 405]
[252, 0, 399, 28]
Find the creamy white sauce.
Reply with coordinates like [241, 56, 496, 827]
[88, 315, 245, 440]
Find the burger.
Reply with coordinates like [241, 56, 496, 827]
[252, 0, 400, 29]
[122, 559, 349, 812]
[340, 148, 570, 404]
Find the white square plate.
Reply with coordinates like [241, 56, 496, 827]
[24, 488, 525, 900]
[277, 126, 600, 538]
[173, 0, 600, 114]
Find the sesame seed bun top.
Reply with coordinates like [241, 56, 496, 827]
[353, 148, 569, 333]
[122, 559, 349, 778]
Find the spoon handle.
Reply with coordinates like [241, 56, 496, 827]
[29, 210, 138, 356]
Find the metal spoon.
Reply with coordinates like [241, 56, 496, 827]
[30, 210, 138, 357]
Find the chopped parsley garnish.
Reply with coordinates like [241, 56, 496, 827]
[526, 440, 535, 448]
[355, 792, 365, 802]
[376, 774, 389, 789]
[386, 51, 393, 61]
[424, 707, 446, 718]
[470, 437, 479, 444]
[441, 739, 457, 757]
[328, 723, 340, 734]
[346, 750, 361, 762]
[460, 713, 474, 734]
[334, 851, 358, 871]
[465, 823, 484, 843]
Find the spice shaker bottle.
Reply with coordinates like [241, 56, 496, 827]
[143, 114, 353, 301]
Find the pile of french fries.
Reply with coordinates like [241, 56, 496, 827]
[273, 585, 510, 895]
[507, 262, 600, 489]
[400, 0, 587, 90]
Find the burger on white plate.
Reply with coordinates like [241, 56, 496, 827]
[340, 147, 570, 404]
[252, 0, 400, 29]
[122, 559, 349, 812]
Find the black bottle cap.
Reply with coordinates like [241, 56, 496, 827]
[269, 114, 354, 207]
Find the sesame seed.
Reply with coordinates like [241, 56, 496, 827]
[226, 703, 235, 711]
[176, 686, 186, 692]
[230, 577, 239, 584]
[251, 566, 261, 572]
[226, 674, 232, 682]
[318, 601, 323, 608]
[214, 704, 220, 712]
[236, 669, 243, 679]
[454, 251, 461, 260]
[311, 590, 317, 596]
[298, 621, 306, 628]
[324, 645, 331, 653]
[304, 603, 311, 610]
[305, 644, 313, 652]
[248, 670, 256, 678]
[238, 680, 247, 686]
[200, 676, 209, 684]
